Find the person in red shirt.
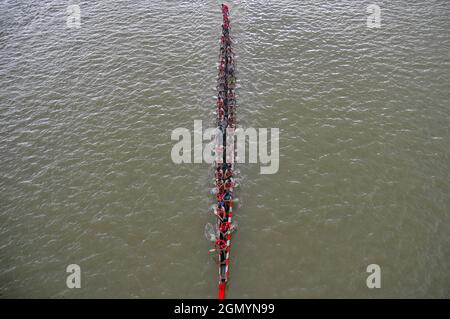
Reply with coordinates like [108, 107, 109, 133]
[217, 97, 224, 108]
[227, 113, 236, 127]
[217, 107, 225, 120]
[215, 205, 226, 221]
[216, 191, 224, 202]
[222, 4, 229, 15]
[224, 167, 233, 179]
[219, 222, 230, 235]
[216, 179, 225, 193]
[224, 178, 234, 191]
[215, 168, 224, 180]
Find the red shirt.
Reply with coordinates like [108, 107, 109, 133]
[224, 169, 232, 179]
[215, 170, 223, 179]
[220, 222, 230, 233]
[216, 181, 225, 193]
[224, 180, 233, 189]
[222, 4, 229, 14]
[216, 207, 226, 219]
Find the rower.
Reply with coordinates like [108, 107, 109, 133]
[217, 107, 225, 120]
[228, 116, 236, 128]
[227, 89, 235, 99]
[228, 76, 236, 88]
[215, 161, 224, 170]
[208, 238, 227, 253]
[215, 239, 228, 252]
[216, 179, 225, 193]
[217, 97, 224, 108]
[219, 61, 225, 72]
[218, 69, 226, 79]
[224, 167, 233, 179]
[222, 4, 229, 16]
[227, 63, 234, 74]
[223, 191, 233, 202]
[219, 222, 231, 235]
[215, 168, 224, 180]
[224, 178, 234, 191]
[214, 204, 226, 221]
[216, 191, 225, 202]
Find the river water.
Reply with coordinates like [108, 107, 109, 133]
[1, 0, 449, 298]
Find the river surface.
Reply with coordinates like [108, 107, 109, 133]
[1, 0, 449, 298]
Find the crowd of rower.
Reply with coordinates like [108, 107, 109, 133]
[211, 4, 237, 253]
[216, 4, 237, 131]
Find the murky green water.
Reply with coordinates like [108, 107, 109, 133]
[1, 0, 449, 298]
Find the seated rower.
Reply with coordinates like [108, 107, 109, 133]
[222, 4, 229, 15]
[216, 179, 225, 193]
[217, 84, 225, 93]
[216, 191, 225, 202]
[217, 107, 225, 120]
[227, 113, 236, 126]
[219, 222, 231, 235]
[223, 191, 233, 202]
[222, 24, 229, 34]
[224, 178, 234, 191]
[224, 167, 233, 179]
[227, 63, 234, 74]
[219, 120, 228, 130]
[215, 168, 224, 180]
[217, 97, 224, 108]
[215, 161, 224, 170]
[208, 238, 228, 253]
[227, 77, 236, 88]
[214, 204, 226, 221]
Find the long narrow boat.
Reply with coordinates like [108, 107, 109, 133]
[211, 3, 238, 300]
